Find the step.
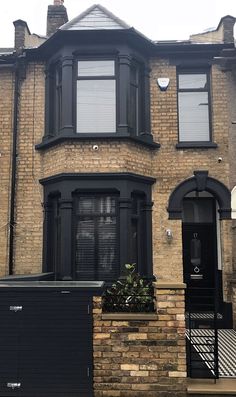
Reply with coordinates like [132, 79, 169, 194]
[187, 378, 236, 395]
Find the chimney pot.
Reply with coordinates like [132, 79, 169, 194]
[53, 0, 64, 5]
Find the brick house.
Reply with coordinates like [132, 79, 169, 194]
[0, 1, 236, 396]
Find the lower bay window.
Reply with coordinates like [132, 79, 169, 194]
[41, 173, 155, 281]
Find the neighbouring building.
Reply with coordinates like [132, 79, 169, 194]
[0, 2, 236, 396]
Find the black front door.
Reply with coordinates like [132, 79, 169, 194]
[183, 223, 217, 290]
[182, 197, 219, 311]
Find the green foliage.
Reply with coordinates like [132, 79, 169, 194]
[102, 264, 155, 312]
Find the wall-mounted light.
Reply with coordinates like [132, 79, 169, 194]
[157, 78, 170, 92]
[166, 229, 173, 242]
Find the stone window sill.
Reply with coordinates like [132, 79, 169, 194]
[101, 313, 158, 320]
[176, 142, 218, 149]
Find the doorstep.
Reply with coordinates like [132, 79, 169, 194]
[187, 378, 236, 395]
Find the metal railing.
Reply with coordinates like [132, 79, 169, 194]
[185, 287, 219, 379]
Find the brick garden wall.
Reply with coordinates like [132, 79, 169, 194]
[93, 284, 187, 397]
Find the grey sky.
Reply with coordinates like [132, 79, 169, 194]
[1, 0, 236, 47]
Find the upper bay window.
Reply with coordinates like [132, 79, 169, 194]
[40, 48, 158, 150]
[77, 60, 116, 133]
[177, 70, 212, 144]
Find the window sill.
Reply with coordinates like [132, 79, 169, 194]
[36, 133, 160, 151]
[176, 142, 218, 149]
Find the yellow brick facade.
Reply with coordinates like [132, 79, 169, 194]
[0, 6, 235, 395]
[0, 58, 234, 298]
[0, 68, 14, 276]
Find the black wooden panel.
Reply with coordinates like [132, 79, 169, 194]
[0, 289, 93, 397]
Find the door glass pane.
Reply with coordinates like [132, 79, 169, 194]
[178, 92, 209, 141]
[77, 80, 116, 133]
[78, 60, 115, 76]
[183, 199, 214, 223]
[179, 74, 207, 89]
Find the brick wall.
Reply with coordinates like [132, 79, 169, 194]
[93, 285, 187, 397]
[13, 63, 45, 274]
[228, 67, 236, 293]
[0, 68, 14, 276]
[1, 57, 233, 300]
[149, 59, 233, 290]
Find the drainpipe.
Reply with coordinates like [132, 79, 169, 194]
[8, 60, 20, 275]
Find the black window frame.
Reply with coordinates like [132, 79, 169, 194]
[176, 68, 217, 149]
[39, 46, 159, 150]
[40, 173, 155, 282]
[129, 60, 144, 136]
[53, 61, 62, 135]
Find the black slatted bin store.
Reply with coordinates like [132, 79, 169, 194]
[0, 281, 104, 397]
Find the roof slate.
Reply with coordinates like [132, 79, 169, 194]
[60, 4, 130, 31]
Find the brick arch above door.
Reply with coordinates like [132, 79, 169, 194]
[167, 170, 231, 220]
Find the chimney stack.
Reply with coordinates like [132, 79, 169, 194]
[13, 19, 31, 52]
[47, 0, 68, 37]
[220, 15, 236, 43]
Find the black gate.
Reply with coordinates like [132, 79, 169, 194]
[0, 283, 100, 397]
[186, 287, 219, 379]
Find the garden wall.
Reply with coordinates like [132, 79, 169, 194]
[93, 283, 187, 397]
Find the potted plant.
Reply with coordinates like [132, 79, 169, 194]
[102, 264, 155, 313]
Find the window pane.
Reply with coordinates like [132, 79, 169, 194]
[77, 197, 95, 214]
[179, 74, 207, 89]
[178, 92, 209, 141]
[77, 80, 116, 133]
[75, 195, 118, 281]
[97, 217, 117, 279]
[75, 218, 96, 279]
[97, 196, 116, 214]
[78, 60, 115, 76]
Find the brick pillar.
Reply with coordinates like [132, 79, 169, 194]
[93, 284, 187, 397]
[154, 283, 187, 378]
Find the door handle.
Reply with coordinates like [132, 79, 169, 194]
[7, 383, 21, 389]
[9, 305, 23, 312]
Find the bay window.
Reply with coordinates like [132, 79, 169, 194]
[41, 48, 156, 148]
[41, 173, 155, 281]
